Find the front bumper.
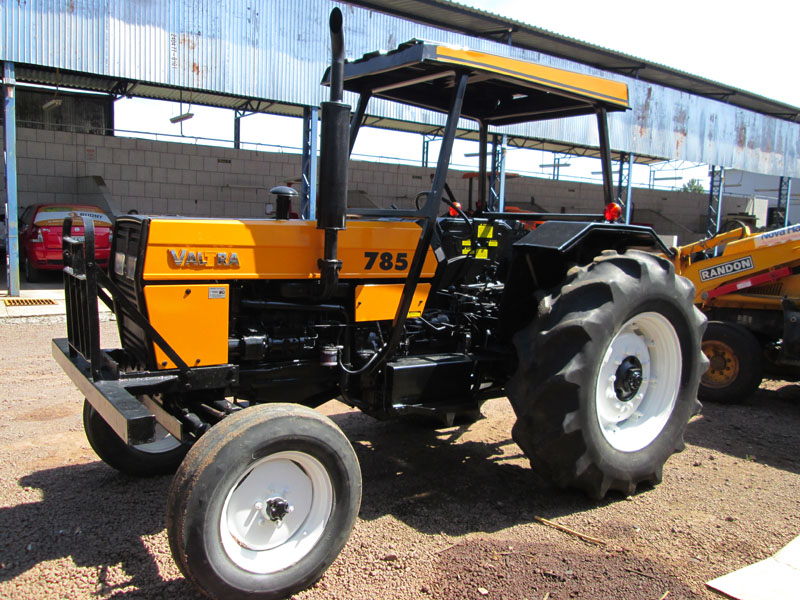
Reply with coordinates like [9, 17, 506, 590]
[53, 338, 160, 444]
[54, 215, 238, 447]
[53, 338, 237, 445]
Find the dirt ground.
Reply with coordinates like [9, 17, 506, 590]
[1, 319, 799, 600]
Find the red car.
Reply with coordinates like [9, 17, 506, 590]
[19, 204, 112, 282]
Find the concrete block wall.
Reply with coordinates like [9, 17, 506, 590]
[349, 164, 711, 241]
[4, 126, 714, 242]
[12, 127, 304, 218]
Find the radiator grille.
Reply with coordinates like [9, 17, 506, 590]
[111, 220, 151, 367]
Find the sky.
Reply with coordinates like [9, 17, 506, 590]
[461, 0, 800, 107]
[116, 0, 800, 192]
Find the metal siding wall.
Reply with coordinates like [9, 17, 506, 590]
[2, 0, 799, 177]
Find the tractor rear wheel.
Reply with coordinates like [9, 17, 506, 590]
[506, 250, 707, 499]
[699, 321, 763, 403]
[166, 403, 361, 600]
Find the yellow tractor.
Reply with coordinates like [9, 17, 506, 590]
[671, 222, 800, 402]
[53, 9, 706, 600]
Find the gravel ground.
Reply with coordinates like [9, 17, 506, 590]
[1, 320, 799, 599]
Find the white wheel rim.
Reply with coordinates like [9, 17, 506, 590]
[220, 451, 333, 574]
[134, 423, 181, 454]
[595, 311, 682, 452]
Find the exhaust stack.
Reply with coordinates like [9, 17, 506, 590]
[316, 7, 349, 298]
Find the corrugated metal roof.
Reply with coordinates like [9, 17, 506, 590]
[2, 0, 799, 176]
[354, 0, 800, 122]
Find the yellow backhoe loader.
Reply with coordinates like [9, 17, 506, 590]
[671, 222, 800, 402]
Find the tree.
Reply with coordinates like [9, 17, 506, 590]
[681, 178, 705, 193]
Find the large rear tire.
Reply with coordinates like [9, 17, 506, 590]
[83, 399, 188, 476]
[166, 403, 361, 600]
[506, 250, 707, 499]
[699, 321, 763, 403]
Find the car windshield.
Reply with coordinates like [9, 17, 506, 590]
[34, 206, 112, 227]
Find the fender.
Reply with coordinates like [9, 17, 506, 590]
[513, 220, 674, 257]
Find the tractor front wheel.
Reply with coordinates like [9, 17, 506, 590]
[507, 250, 707, 499]
[166, 403, 361, 600]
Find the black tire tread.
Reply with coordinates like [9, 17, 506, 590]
[82, 399, 188, 477]
[166, 403, 361, 600]
[699, 320, 763, 403]
[507, 250, 707, 499]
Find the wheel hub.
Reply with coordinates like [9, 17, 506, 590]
[701, 340, 738, 387]
[708, 354, 728, 371]
[595, 312, 682, 452]
[614, 356, 643, 401]
[265, 497, 292, 523]
[220, 451, 333, 574]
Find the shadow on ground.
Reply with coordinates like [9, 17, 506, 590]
[0, 405, 624, 593]
[328, 410, 622, 533]
[8, 387, 798, 594]
[0, 463, 203, 598]
[686, 383, 800, 475]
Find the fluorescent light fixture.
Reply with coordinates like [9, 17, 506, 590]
[653, 176, 682, 181]
[170, 112, 194, 124]
[539, 163, 570, 168]
[42, 98, 62, 112]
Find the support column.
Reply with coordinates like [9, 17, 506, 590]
[233, 108, 256, 150]
[487, 134, 508, 211]
[422, 134, 436, 168]
[233, 111, 242, 149]
[301, 106, 319, 220]
[489, 134, 500, 211]
[616, 152, 634, 223]
[623, 153, 634, 224]
[477, 121, 488, 212]
[706, 166, 725, 237]
[497, 134, 507, 212]
[777, 176, 792, 227]
[595, 107, 614, 207]
[3, 61, 20, 296]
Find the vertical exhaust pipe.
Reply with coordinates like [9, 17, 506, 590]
[316, 7, 349, 299]
[328, 8, 345, 105]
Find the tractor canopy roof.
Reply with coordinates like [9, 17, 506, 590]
[324, 40, 629, 126]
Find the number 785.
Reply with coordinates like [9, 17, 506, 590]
[363, 251, 408, 271]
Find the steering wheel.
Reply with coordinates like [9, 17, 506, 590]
[415, 188, 472, 233]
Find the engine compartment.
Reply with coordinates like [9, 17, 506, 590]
[108, 215, 524, 419]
